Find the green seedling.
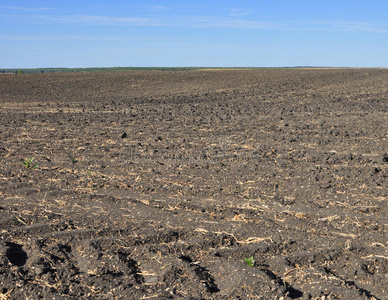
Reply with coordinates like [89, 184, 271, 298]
[245, 256, 255, 267]
[23, 157, 38, 169]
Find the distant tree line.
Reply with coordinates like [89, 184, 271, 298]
[0, 67, 286, 74]
[0, 67, 235, 74]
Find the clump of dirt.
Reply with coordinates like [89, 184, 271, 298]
[0, 69, 387, 299]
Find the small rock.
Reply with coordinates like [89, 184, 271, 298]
[383, 153, 388, 163]
[121, 132, 127, 138]
[145, 276, 158, 284]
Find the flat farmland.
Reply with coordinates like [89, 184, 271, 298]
[0, 69, 387, 299]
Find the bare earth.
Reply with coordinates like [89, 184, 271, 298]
[0, 69, 387, 299]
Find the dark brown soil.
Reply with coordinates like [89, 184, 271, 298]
[0, 69, 387, 299]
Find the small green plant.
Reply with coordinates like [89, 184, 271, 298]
[245, 256, 255, 267]
[23, 157, 38, 169]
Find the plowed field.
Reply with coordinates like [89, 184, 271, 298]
[0, 69, 387, 299]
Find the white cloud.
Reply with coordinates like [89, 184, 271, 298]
[27, 14, 162, 26]
[3, 6, 52, 11]
[0, 34, 180, 43]
[0, 34, 121, 41]
[1, 8, 387, 34]
[228, 9, 254, 18]
[311, 20, 388, 33]
[189, 17, 271, 29]
[144, 5, 172, 12]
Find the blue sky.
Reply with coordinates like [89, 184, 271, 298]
[1, 0, 388, 68]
